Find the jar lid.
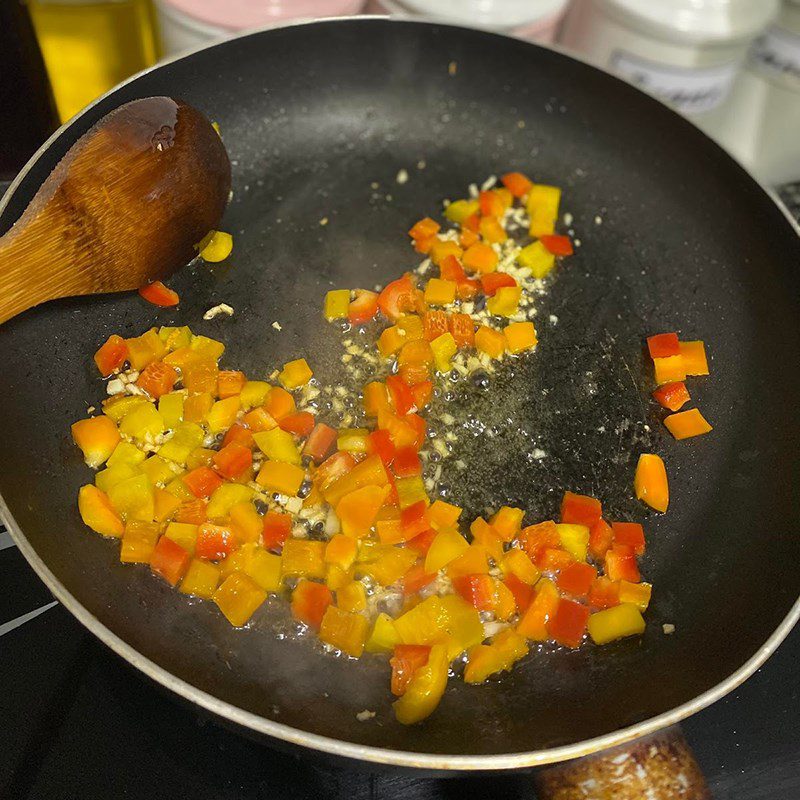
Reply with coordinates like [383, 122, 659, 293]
[393, 0, 570, 28]
[159, 0, 364, 31]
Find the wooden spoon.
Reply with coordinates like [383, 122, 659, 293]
[0, 96, 231, 324]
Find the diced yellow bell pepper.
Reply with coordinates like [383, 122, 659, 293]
[180, 559, 221, 599]
[618, 580, 652, 612]
[397, 314, 425, 341]
[337, 580, 367, 613]
[377, 326, 405, 358]
[126, 329, 166, 371]
[219, 541, 255, 578]
[425, 528, 469, 573]
[107, 441, 146, 469]
[516, 240, 555, 279]
[490, 506, 525, 541]
[158, 392, 185, 429]
[71, 416, 121, 469]
[319, 606, 369, 657]
[79, 484, 124, 537]
[256, 461, 305, 496]
[325, 534, 358, 571]
[445, 544, 489, 579]
[120, 520, 160, 562]
[102, 394, 148, 423]
[394, 475, 428, 510]
[206, 396, 240, 434]
[239, 380, 271, 410]
[281, 539, 326, 579]
[244, 546, 283, 592]
[365, 612, 400, 653]
[323, 455, 387, 506]
[356, 539, 381, 564]
[253, 427, 300, 464]
[118, 403, 165, 442]
[164, 521, 198, 555]
[107, 474, 154, 522]
[526, 184, 561, 238]
[186, 447, 215, 471]
[424, 278, 457, 306]
[464, 629, 528, 684]
[393, 643, 449, 725]
[487, 286, 521, 317]
[206, 483, 254, 520]
[501, 548, 540, 585]
[279, 358, 313, 389]
[428, 499, 462, 531]
[165, 476, 194, 501]
[183, 392, 213, 424]
[337, 428, 370, 454]
[326, 564, 354, 590]
[198, 230, 233, 263]
[556, 523, 590, 561]
[189, 334, 225, 361]
[429, 239, 463, 266]
[430, 332, 457, 373]
[140, 455, 179, 486]
[360, 546, 417, 586]
[587, 603, 646, 645]
[158, 325, 193, 351]
[213, 572, 266, 626]
[228, 501, 262, 543]
[95, 462, 140, 494]
[504, 321, 537, 354]
[444, 198, 479, 223]
[158, 422, 205, 465]
[337, 484, 389, 537]
[153, 487, 181, 523]
[475, 326, 506, 359]
[324, 289, 351, 320]
[396, 595, 483, 658]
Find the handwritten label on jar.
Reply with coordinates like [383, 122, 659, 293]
[610, 51, 738, 115]
[749, 25, 800, 90]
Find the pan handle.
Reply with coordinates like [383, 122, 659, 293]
[533, 726, 711, 800]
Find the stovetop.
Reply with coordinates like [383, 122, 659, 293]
[1, 185, 799, 800]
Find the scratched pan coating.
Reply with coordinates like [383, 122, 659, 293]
[0, 18, 799, 765]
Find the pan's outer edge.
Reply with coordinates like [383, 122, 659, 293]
[2, 15, 799, 771]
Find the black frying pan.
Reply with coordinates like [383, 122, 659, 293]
[1, 18, 799, 772]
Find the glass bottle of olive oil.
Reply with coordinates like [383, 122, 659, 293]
[28, 0, 159, 122]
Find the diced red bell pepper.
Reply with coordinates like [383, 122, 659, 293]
[94, 334, 128, 377]
[556, 562, 597, 598]
[401, 562, 436, 595]
[195, 522, 237, 561]
[452, 574, 495, 612]
[647, 332, 680, 359]
[439, 254, 467, 283]
[367, 429, 395, 467]
[212, 442, 253, 480]
[183, 466, 224, 499]
[136, 361, 178, 399]
[519, 520, 560, 561]
[448, 313, 475, 348]
[262, 511, 292, 553]
[378, 275, 419, 322]
[390, 644, 431, 696]
[393, 446, 422, 478]
[348, 289, 379, 325]
[422, 310, 449, 342]
[605, 544, 641, 583]
[279, 411, 316, 438]
[400, 500, 429, 538]
[138, 280, 179, 307]
[315, 451, 356, 490]
[612, 522, 646, 555]
[291, 579, 332, 630]
[386, 375, 416, 415]
[588, 576, 620, 609]
[588, 517, 614, 560]
[652, 381, 690, 412]
[560, 491, 602, 527]
[409, 380, 433, 410]
[549, 598, 590, 648]
[150, 536, 190, 586]
[500, 171, 533, 198]
[539, 235, 574, 256]
[406, 528, 436, 556]
[303, 423, 337, 464]
[504, 573, 534, 613]
[479, 190, 504, 218]
[480, 272, 517, 297]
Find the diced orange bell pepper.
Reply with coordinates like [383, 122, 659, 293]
[120, 520, 160, 563]
[446, 544, 489, 579]
[303, 423, 337, 463]
[153, 487, 181, 523]
[504, 573, 534, 613]
[480, 272, 517, 297]
[445, 313, 473, 348]
[634, 453, 669, 512]
[500, 548, 539, 584]
[212, 442, 252, 480]
[78, 484, 124, 537]
[618, 580, 652, 612]
[490, 506, 525, 542]
[324, 454, 387, 506]
[462, 242, 498, 274]
[653, 355, 686, 385]
[557, 561, 597, 597]
[175, 497, 207, 525]
[429, 239, 463, 267]
[94, 334, 128, 377]
[361, 546, 417, 586]
[139, 280, 179, 307]
[315, 451, 356, 491]
[183, 393, 213, 424]
[325, 534, 358, 570]
[588, 576, 620, 609]
[183, 466, 223, 499]
[588, 517, 614, 559]
[363, 381, 390, 416]
[150, 536, 190, 586]
[422, 310, 449, 342]
[278, 411, 315, 438]
[479, 190, 505, 218]
[549, 598, 590, 648]
[409, 380, 433, 410]
[679, 340, 709, 375]
[424, 278, 457, 306]
[256, 461, 306, 496]
[605, 544, 640, 583]
[242, 406, 277, 433]
[504, 322, 537, 354]
[279, 358, 313, 389]
[453, 574, 515, 621]
[475, 326, 505, 359]
[392, 643, 449, 724]
[265, 387, 296, 420]
[517, 578, 559, 640]
[479, 215, 507, 244]
[409, 217, 440, 242]
[319, 606, 369, 657]
[428, 500, 462, 530]
[469, 518, 504, 562]
[664, 408, 713, 440]
[262, 511, 292, 552]
[652, 381, 690, 411]
[519, 520, 560, 561]
[501, 171, 533, 198]
[72, 415, 121, 468]
[464, 629, 528, 684]
[213, 572, 266, 626]
[646, 332, 680, 359]
[217, 370, 246, 399]
[182, 360, 219, 395]
[291, 579, 333, 629]
[337, 484, 389, 537]
[390, 644, 431, 696]
[221, 423, 254, 450]
[195, 522, 237, 561]
[126, 329, 166, 371]
[560, 491, 602, 527]
[612, 522, 646, 555]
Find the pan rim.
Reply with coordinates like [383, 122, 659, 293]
[2, 15, 799, 771]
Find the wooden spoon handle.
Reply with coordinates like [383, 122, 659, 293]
[534, 726, 711, 800]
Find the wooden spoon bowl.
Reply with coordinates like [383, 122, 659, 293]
[0, 96, 231, 324]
